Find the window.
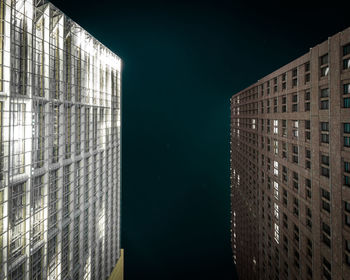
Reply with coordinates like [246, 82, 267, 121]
[283, 212, 288, 229]
[65, 105, 72, 159]
[305, 120, 311, 141]
[320, 122, 329, 144]
[274, 98, 278, 112]
[292, 145, 298, 164]
[320, 88, 329, 110]
[305, 73, 310, 83]
[49, 170, 58, 233]
[344, 97, 350, 108]
[282, 95, 287, 112]
[344, 83, 350, 94]
[30, 248, 42, 280]
[9, 263, 24, 280]
[293, 197, 299, 217]
[321, 88, 329, 98]
[344, 58, 350, 70]
[320, 100, 329, 109]
[282, 141, 287, 159]
[274, 140, 278, 155]
[291, 94, 298, 112]
[345, 201, 350, 227]
[321, 188, 331, 213]
[33, 102, 45, 168]
[292, 171, 299, 191]
[32, 176, 43, 245]
[282, 165, 287, 183]
[292, 120, 298, 138]
[76, 106, 81, 155]
[273, 120, 278, 134]
[51, 103, 59, 163]
[344, 123, 350, 147]
[305, 178, 312, 200]
[343, 84, 350, 112]
[293, 223, 299, 244]
[306, 238, 313, 258]
[345, 239, 350, 266]
[274, 223, 279, 244]
[274, 161, 278, 176]
[321, 154, 330, 178]
[305, 62, 310, 72]
[11, 103, 26, 175]
[344, 43, 350, 56]
[282, 120, 287, 137]
[306, 206, 312, 230]
[47, 235, 58, 279]
[305, 91, 310, 111]
[274, 77, 278, 92]
[282, 188, 288, 206]
[274, 181, 279, 200]
[282, 73, 286, 90]
[305, 148, 311, 169]
[85, 107, 90, 152]
[267, 119, 270, 133]
[320, 54, 329, 77]
[323, 257, 331, 280]
[63, 165, 71, 220]
[322, 222, 331, 248]
[10, 183, 26, 259]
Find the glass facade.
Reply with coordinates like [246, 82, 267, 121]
[0, 0, 122, 279]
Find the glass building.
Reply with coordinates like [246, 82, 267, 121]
[0, 0, 122, 279]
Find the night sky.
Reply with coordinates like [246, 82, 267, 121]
[50, 1, 349, 279]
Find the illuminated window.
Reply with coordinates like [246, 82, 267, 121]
[320, 54, 329, 77]
[274, 161, 278, 176]
[274, 140, 278, 155]
[292, 120, 298, 138]
[10, 182, 26, 259]
[33, 102, 45, 168]
[274, 223, 280, 244]
[32, 175, 44, 245]
[85, 107, 90, 152]
[65, 105, 72, 159]
[274, 181, 279, 200]
[274, 202, 279, 219]
[51, 103, 59, 163]
[273, 120, 278, 134]
[49, 170, 58, 233]
[11, 103, 26, 175]
[30, 248, 42, 280]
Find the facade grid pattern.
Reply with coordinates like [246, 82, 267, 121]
[230, 27, 350, 280]
[0, 0, 122, 279]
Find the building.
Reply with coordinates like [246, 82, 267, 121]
[0, 0, 122, 279]
[230, 27, 350, 280]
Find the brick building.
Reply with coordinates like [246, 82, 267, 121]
[230, 27, 350, 280]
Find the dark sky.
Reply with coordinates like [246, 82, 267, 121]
[50, 1, 349, 279]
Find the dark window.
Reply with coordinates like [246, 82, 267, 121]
[344, 43, 350, 56]
[305, 62, 310, 72]
[320, 100, 329, 109]
[321, 54, 328, 65]
[321, 88, 329, 98]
